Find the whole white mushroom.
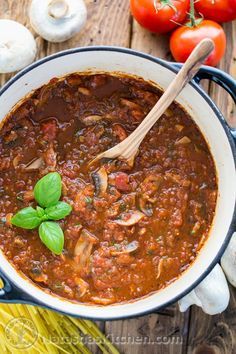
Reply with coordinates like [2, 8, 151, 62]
[0, 20, 37, 74]
[29, 0, 87, 43]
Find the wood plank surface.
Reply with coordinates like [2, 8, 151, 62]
[210, 21, 236, 128]
[187, 20, 236, 354]
[0, 1, 235, 354]
[187, 286, 236, 354]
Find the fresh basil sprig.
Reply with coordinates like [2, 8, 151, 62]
[11, 172, 72, 255]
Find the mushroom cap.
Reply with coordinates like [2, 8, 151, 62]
[0, 20, 36, 73]
[29, 0, 87, 43]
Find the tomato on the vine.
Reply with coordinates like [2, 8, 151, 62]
[195, 0, 236, 23]
[170, 20, 226, 66]
[130, 0, 190, 34]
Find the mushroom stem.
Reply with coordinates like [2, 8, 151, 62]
[48, 0, 69, 19]
[30, 0, 87, 43]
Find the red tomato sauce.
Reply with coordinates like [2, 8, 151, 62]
[0, 73, 217, 305]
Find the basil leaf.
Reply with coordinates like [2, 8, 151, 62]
[36, 206, 45, 218]
[45, 201, 72, 220]
[34, 172, 62, 208]
[39, 221, 64, 255]
[11, 207, 42, 230]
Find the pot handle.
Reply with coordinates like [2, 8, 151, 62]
[194, 66, 236, 104]
[171, 63, 236, 139]
[0, 269, 36, 305]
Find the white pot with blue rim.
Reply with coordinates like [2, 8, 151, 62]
[0, 47, 235, 319]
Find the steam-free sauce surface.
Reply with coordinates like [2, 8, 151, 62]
[0, 74, 217, 304]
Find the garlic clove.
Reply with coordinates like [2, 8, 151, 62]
[178, 291, 202, 312]
[178, 264, 230, 315]
[29, 0, 87, 43]
[221, 232, 236, 287]
[0, 20, 36, 73]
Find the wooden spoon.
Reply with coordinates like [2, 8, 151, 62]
[92, 38, 215, 163]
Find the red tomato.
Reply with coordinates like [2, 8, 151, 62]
[170, 20, 226, 66]
[130, 0, 190, 34]
[195, 0, 236, 23]
[114, 173, 130, 191]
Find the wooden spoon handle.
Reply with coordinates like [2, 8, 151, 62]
[119, 38, 215, 160]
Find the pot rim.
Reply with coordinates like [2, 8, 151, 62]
[0, 46, 235, 320]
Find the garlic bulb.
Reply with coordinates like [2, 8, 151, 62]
[29, 0, 87, 43]
[221, 232, 236, 287]
[0, 20, 36, 73]
[178, 264, 230, 315]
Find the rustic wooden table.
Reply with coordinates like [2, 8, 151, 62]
[0, 1, 235, 353]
